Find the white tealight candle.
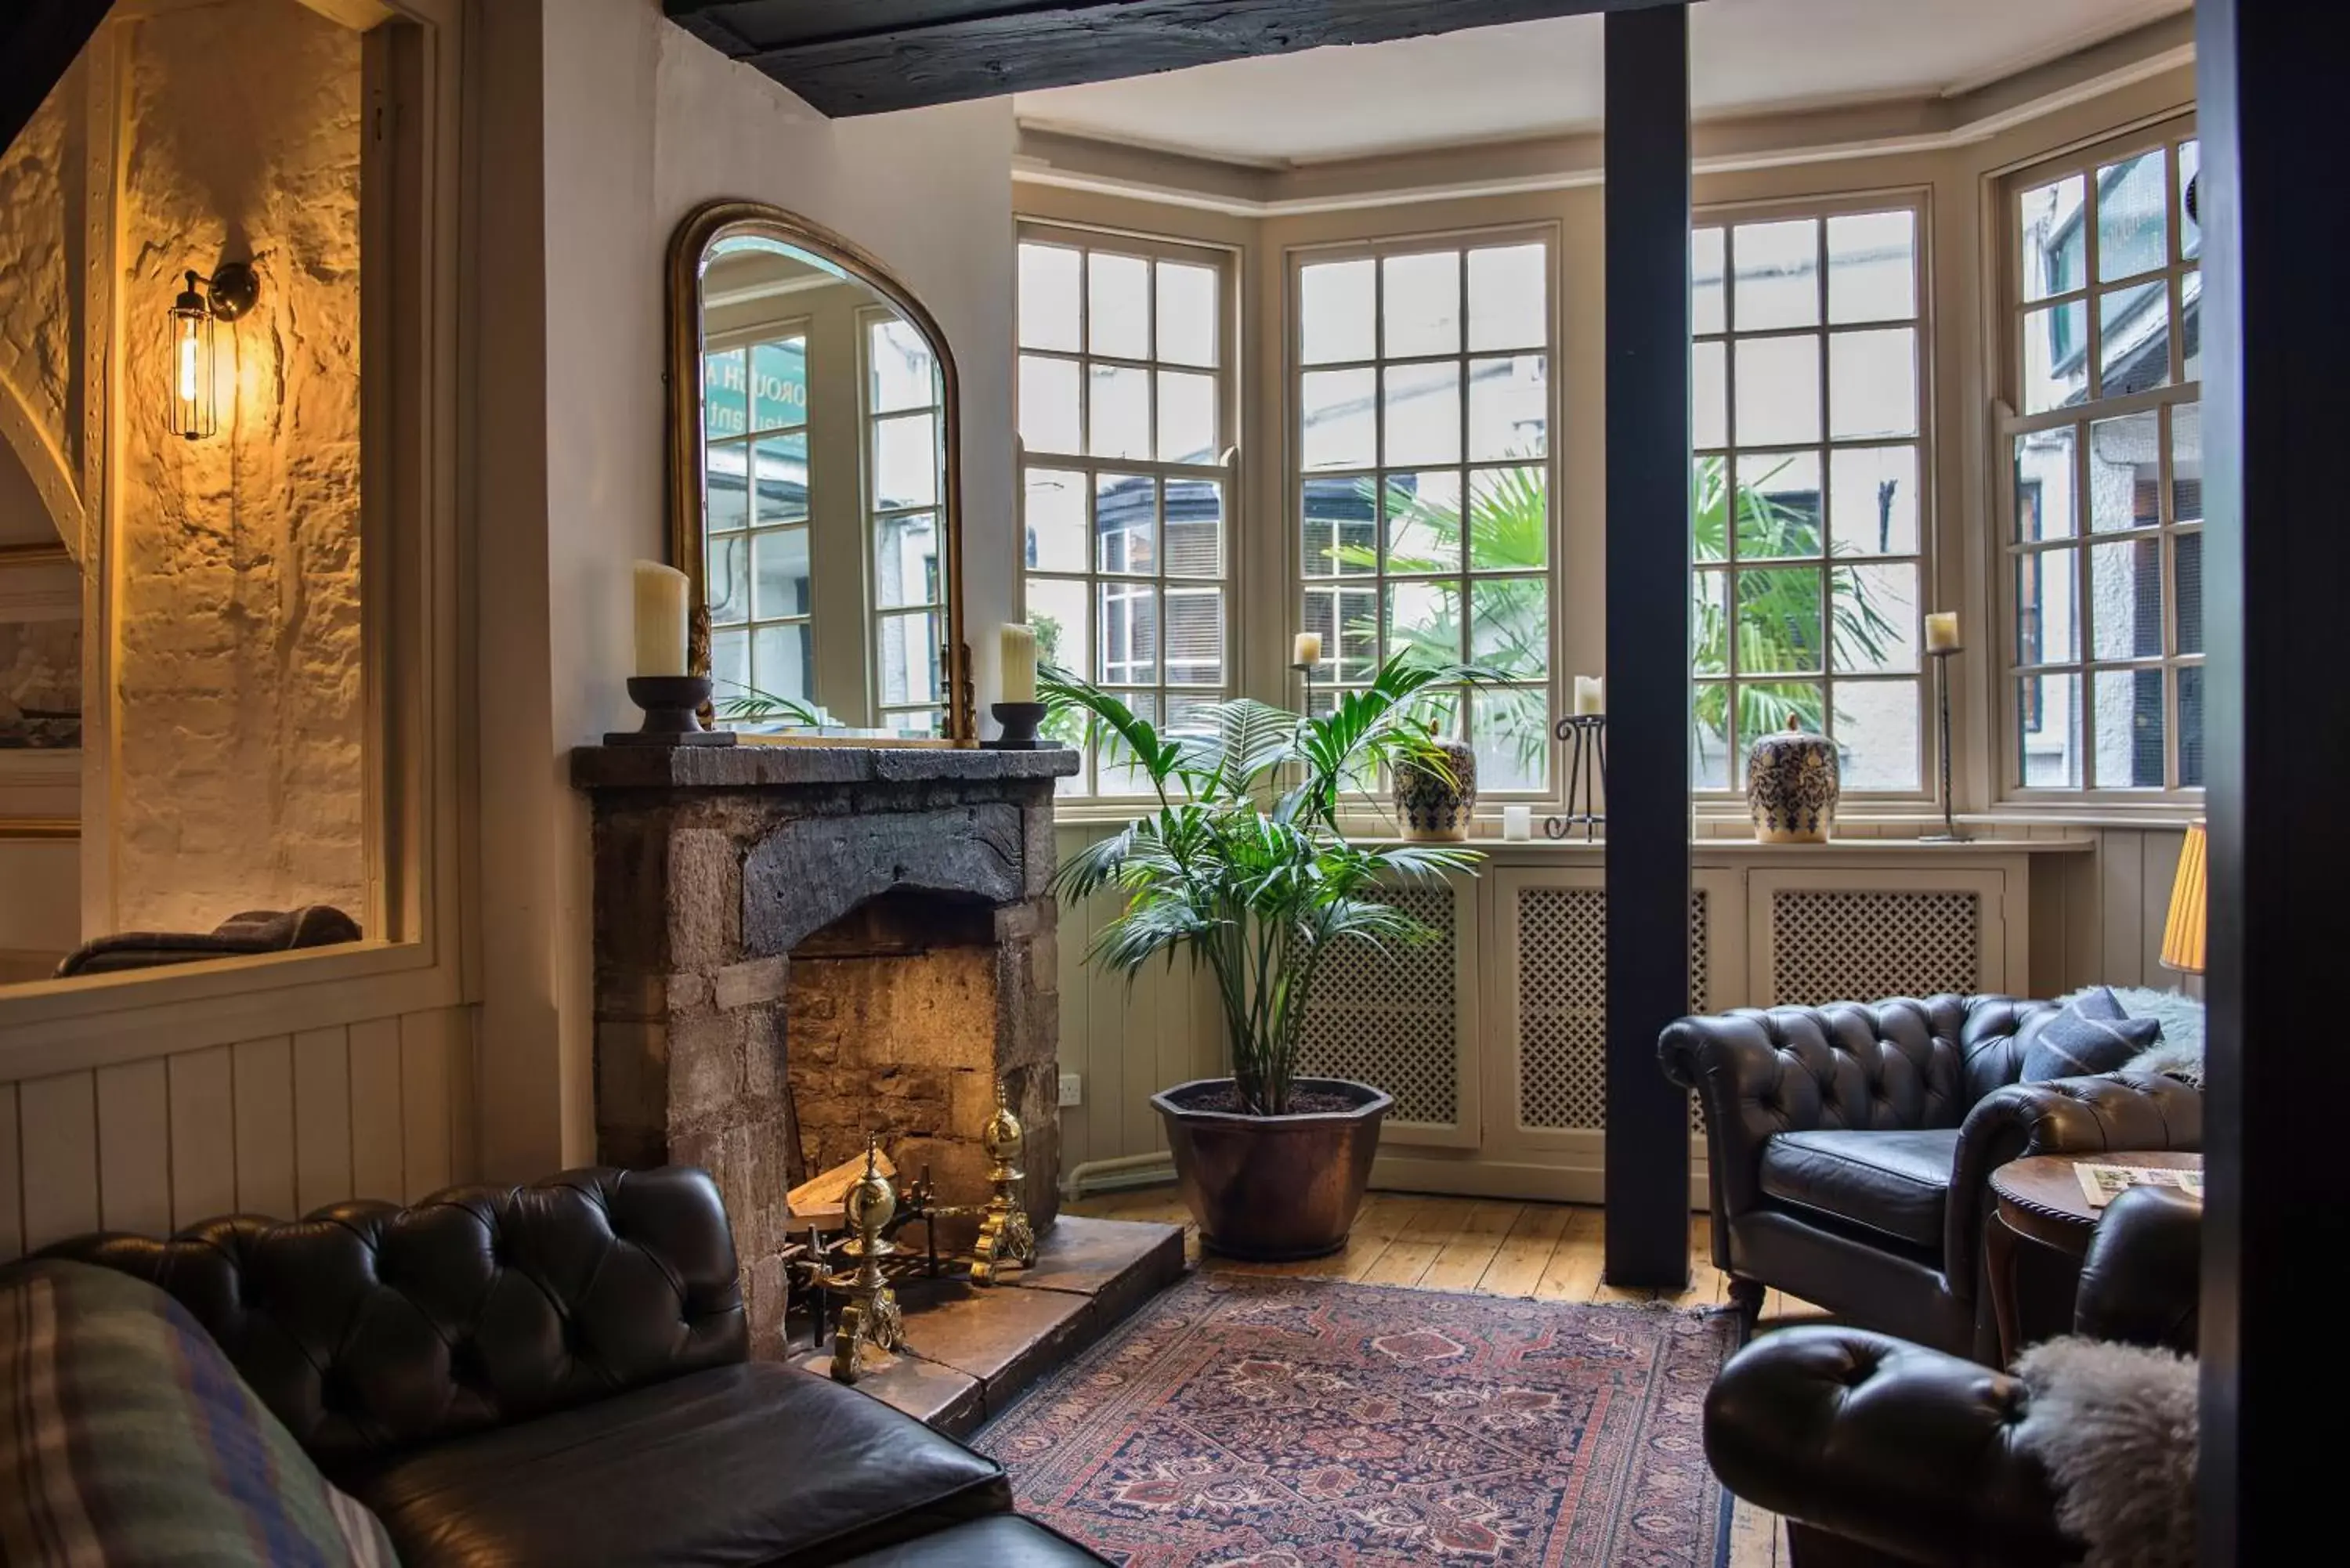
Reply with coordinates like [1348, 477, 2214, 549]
[1572, 674, 1604, 716]
[1001, 623, 1039, 704]
[1293, 631, 1323, 667]
[631, 561, 689, 677]
[1924, 612, 1962, 655]
[1502, 805, 1534, 842]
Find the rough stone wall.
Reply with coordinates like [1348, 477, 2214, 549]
[112, 0, 366, 931]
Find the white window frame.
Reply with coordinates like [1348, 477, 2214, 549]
[703, 315, 817, 715]
[859, 305, 950, 733]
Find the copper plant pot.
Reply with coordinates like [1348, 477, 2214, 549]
[1153, 1077, 1393, 1261]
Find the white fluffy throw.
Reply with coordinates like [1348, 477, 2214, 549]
[2058, 984, 2206, 1088]
[2013, 1337, 2199, 1568]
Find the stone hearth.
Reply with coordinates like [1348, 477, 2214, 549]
[572, 745, 1080, 1356]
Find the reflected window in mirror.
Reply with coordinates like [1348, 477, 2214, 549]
[866, 313, 946, 731]
[1016, 224, 1238, 795]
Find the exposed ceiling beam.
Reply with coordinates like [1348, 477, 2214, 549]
[663, 0, 1690, 118]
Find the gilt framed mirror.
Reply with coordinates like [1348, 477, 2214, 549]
[667, 201, 971, 743]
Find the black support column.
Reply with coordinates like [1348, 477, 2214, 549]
[1601, 2, 1692, 1290]
[2195, 2, 2347, 1558]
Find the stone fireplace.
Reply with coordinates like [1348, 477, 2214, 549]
[571, 746, 1079, 1356]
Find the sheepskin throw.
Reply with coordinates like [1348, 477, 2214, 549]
[2059, 984, 2207, 1088]
[2025, 988, 2161, 1082]
[2013, 1337, 2199, 1568]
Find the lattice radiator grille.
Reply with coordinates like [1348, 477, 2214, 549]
[1770, 891, 1980, 1005]
[1516, 888, 1708, 1132]
[1296, 883, 1459, 1127]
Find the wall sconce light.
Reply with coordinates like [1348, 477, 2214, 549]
[168, 262, 261, 441]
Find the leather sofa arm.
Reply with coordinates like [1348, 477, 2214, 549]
[1944, 1071, 2201, 1299]
[1704, 1326, 2075, 1568]
[2074, 1184, 2200, 1355]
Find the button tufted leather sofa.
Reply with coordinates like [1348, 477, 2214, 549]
[31, 1166, 1107, 1567]
[1700, 1184, 2201, 1566]
[1660, 995, 2200, 1358]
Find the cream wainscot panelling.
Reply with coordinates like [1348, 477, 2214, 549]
[1055, 832, 2091, 1203]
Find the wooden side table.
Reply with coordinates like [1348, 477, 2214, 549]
[1985, 1150, 2201, 1364]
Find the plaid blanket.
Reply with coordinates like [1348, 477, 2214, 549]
[0, 1260, 400, 1566]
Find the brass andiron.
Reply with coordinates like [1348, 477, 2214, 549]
[826, 1135, 906, 1383]
[970, 1078, 1037, 1285]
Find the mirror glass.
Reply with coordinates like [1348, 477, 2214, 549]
[684, 220, 962, 739]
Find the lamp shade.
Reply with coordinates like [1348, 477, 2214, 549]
[2160, 821, 2207, 974]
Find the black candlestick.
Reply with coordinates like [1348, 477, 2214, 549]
[606, 674, 736, 746]
[985, 702, 1050, 750]
[1546, 714, 1607, 840]
[1922, 649, 1969, 842]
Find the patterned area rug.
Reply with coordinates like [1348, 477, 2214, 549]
[975, 1273, 1743, 1566]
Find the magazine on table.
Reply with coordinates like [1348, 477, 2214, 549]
[2074, 1162, 2205, 1209]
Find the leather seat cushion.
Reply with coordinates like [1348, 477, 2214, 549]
[349, 1362, 1011, 1568]
[1759, 1128, 1960, 1252]
[828, 1516, 1108, 1566]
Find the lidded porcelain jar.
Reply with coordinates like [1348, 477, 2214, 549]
[1746, 724, 1839, 844]
[1395, 739, 1478, 842]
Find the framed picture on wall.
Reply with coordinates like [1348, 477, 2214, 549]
[0, 544, 81, 753]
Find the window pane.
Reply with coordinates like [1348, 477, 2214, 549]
[1826, 210, 1915, 324]
[710, 533, 748, 626]
[2095, 667, 2164, 788]
[1025, 574, 1089, 684]
[2091, 539, 2163, 661]
[1734, 336, 1820, 446]
[2178, 141, 2200, 261]
[1383, 251, 1461, 358]
[873, 512, 937, 610]
[1694, 340, 1727, 450]
[1473, 687, 1549, 792]
[1163, 478, 1224, 579]
[752, 527, 811, 620]
[2098, 283, 2168, 398]
[2096, 150, 2167, 283]
[1733, 219, 1820, 331]
[2019, 174, 2087, 302]
[1024, 468, 1088, 573]
[1737, 569, 1824, 674]
[1094, 472, 1155, 575]
[1468, 354, 1547, 461]
[1694, 685, 1732, 789]
[1018, 354, 1080, 453]
[2014, 425, 2077, 541]
[710, 628, 748, 704]
[1300, 258, 1375, 363]
[753, 435, 808, 524]
[1828, 327, 1918, 439]
[2021, 301, 2088, 414]
[872, 414, 936, 511]
[1383, 470, 1462, 573]
[1833, 679, 1921, 791]
[1097, 583, 1159, 685]
[2170, 402, 2202, 523]
[2019, 672, 2082, 787]
[1468, 243, 1546, 352]
[1087, 363, 1151, 460]
[752, 622, 814, 704]
[1088, 251, 1150, 359]
[751, 339, 807, 432]
[1303, 476, 1376, 579]
[1735, 450, 1823, 559]
[1829, 445, 1919, 558]
[1386, 580, 1462, 664]
[1737, 685, 1824, 781]
[1694, 457, 1730, 564]
[1301, 582, 1379, 681]
[1470, 577, 1546, 677]
[1156, 261, 1218, 367]
[2088, 410, 2159, 532]
[868, 319, 935, 414]
[1162, 585, 1225, 686]
[1469, 467, 1548, 571]
[707, 444, 747, 533]
[1383, 361, 1462, 467]
[2178, 269, 2201, 383]
[878, 612, 941, 708]
[1831, 563, 1919, 674]
[2178, 664, 2204, 786]
[1693, 227, 1726, 336]
[1157, 369, 1217, 464]
[1692, 569, 1730, 676]
[2016, 546, 2077, 665]
[2175, 532, 2203, 655]
[1097, 691, 1159, 794]
[704, 349, 747, 439]
[1018, 243, 1081, 352]
[1300, 367, 1376, 470]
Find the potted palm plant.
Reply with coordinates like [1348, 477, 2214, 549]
[1043, 656, 1480, 1259]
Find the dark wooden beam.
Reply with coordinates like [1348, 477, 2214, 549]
[665, 0, 1683, 117]
[1601, 1, 1690, 1291]
[2, 0, 114, 154]
[2193, 2, 2347, 1560]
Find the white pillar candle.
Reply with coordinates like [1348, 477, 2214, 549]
[1502, 805, 1534, 842]
[1293, 631, 1323, 667]
[1001, 623, 1039, 704]
[1924, 611, 1962, 654]
[632, 561, 690, 677]
[1572, 674, 1604, 716]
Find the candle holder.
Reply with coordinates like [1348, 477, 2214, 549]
[826, 1136, 907, 1386]
[606, 675, 737, 747]
[1544, 714, 1607, 841]
[1922, 649, 1971, 843]
[969, 1078, 1037, 1285]
[1291, 661, 1318, 717]
[983, 702, 1051, 750]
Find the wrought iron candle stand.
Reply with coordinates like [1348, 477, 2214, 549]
[824, 1136, 906, 1385]
[970, 1080, 1037, 1284]
[1545, 714, 1607, 841]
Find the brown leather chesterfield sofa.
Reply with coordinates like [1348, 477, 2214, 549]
[1661, 994, 2200, 1358]
[34, 1166, 1106, 1567]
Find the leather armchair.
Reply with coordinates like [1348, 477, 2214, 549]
[1661, 995, 2200, 1356]
[1701, 1186, 2200, 1567]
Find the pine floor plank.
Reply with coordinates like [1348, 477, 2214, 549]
[1531, 1207, 1606, 1301]
[1419, 1201, 1525, 1292]
[1474, 1205, 1571, 1297]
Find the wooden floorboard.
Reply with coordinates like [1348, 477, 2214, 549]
[1067, 1186, 1810, 1567]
